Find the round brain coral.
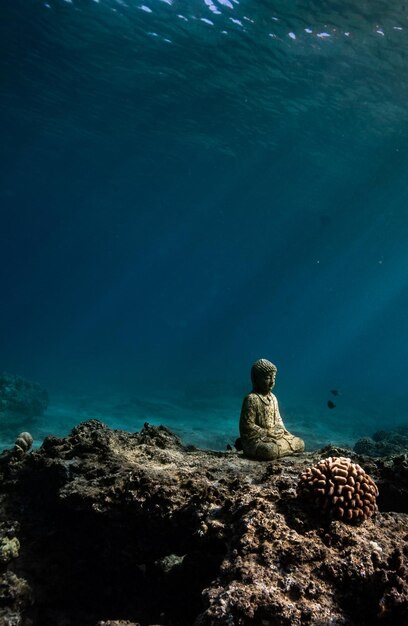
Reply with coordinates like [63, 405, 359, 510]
[297, 456, 379, 523]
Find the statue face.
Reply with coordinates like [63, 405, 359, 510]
[254, 370, 276, 394]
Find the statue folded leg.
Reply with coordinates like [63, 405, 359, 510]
[243, 433, 305, 461]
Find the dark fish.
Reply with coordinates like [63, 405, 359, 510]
[330, 389, 341, 396]
[327, 400, 336, 409]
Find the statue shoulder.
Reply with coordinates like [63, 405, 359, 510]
[241, 392, 261, 408]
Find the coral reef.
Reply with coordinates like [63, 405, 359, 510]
[0, 520, 30, 624]
[354, 425, 408, 457]
[297, 456, 379, 523]
[0, 536, 20, 563]
[354, 436, 378, 456]
[0, 421, 407, 625]
[370, 453, 408, 514]
[14, 431, 34, 456]
[0, 373, 48, 427]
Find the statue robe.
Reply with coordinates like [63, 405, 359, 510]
[239, 392, 304, 460]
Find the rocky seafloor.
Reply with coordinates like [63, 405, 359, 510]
[0, 420, 407, 626]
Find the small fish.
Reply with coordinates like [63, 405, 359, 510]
[330, 389, 341, 396]
[327, 400, 336, 409]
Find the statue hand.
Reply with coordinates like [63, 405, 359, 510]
[267, 427, 284, 438]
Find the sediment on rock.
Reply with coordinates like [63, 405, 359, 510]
[0, 420, 407, 626]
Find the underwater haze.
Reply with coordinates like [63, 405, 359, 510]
[1, 0, 408, 449]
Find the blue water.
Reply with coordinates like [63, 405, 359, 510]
[1, 0, 408, 449]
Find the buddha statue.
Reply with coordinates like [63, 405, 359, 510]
[239, 359, 305, 460]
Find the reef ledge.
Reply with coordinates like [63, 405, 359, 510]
[0, 420, 407, 626]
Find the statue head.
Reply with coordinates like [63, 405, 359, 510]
[251, 358, 277, 394]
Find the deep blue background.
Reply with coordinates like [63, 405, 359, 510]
[1, 0, 408, 426]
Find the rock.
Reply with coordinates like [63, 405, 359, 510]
[372, 430, 388, 442]
[354, 436, 378, 456]
[0, 536, 20, 563]
[0, 420, 407, 625]
[354, 426, 408, 457]
[0, 570, 32, 624]
[370, 454, 408, 514]
[0, 372, 48, 426]
[98, 622, 141, 626]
